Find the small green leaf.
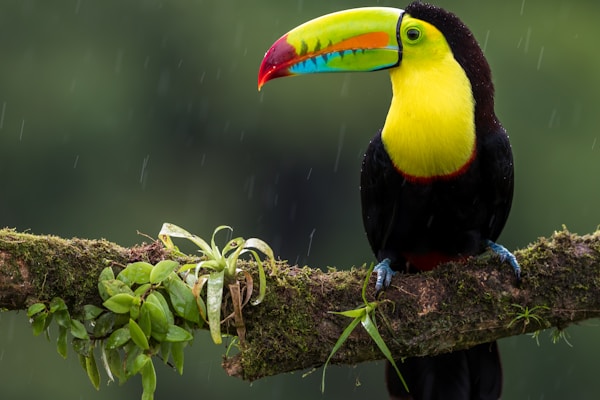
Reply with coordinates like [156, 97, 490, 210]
[164, 274, 200, 324]
[165, 324, 193, 342]
[158, 223, 213, 257]
[83, 304, 105, 320]
[129, 301, 141, 320]
[70, 319, 89, 340]
[27, 303, 46, 317]
[244, 237, 276, 273]
[105, 327, 131, 350]
[141, 359, 157, 400]
[207, 269, 225, 344]
[129, 353, 150, 376]
[99, 266, 115, 282]
[123, 344, 142, 378]
[144, 296, 169, 340]
[171, 341, 185, 375]
[129, 318, 150, 350]
[73, 338, 93, 357]
[160, 341, 172, 364]
[147, 291, 174, 325]
[98, 267, 116, 301]
[245, 249, 268, 305]
[54, 310, 71, 329]
[31, 312, 48, 336]
[103, 293, 135, 314]
[85, 353, 101, 390]
[331, 308, 366, 319]
[118, 262, 154, 285]
[138, 303, 152, 337]
[134, 283, 152, 297]
[101, 279, 135, 297]
[78, 354, 87, 374]
[49, 297, 68, 313]
[57, 326, 68, 359]
[150, 260, 178, 284]
[106, 348, 126, 383]
[93, 311, 116, 337]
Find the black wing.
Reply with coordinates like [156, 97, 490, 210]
[360, 130, 408, 266]
[477, 124, 514, 243]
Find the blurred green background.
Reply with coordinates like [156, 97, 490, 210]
[1, 0, 599, 398]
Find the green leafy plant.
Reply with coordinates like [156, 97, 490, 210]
[321, 264, 408, 393]
[158, 223, 275, 344]
[507, 304, 550, 332]
[27, 224, 274, 400]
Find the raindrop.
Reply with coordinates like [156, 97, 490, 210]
[426, 214, 434, 228]
[144, 56, 150, 69]
[524, 27, 532, 53]
[520, 0, 526, 16]
[140, 155, 150, 184]
[240, 130, 245, 141]
[536, 46, 545, 70]
[19, 119, 25, 141]
[200, 153, 206, 166]
[340, 74, 351, 97]
[0, 101, 6, 130]
[73, 155, 79, 169]
[307, 228, 316, 256]
[482, 30, 490, 53]
[306, 167, 312, 180]
[592, 138, 597, 151]
[334, 124, 346, 172]
[548, 108, 557, 129]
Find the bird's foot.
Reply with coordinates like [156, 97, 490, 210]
[486, 240, 521, 283]
[373, 258, 397, 293]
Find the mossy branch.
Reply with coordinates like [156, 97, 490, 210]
[1, 227, 599, 382]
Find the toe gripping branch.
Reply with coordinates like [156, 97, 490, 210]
[486, 240, 521, 282]
[374, 258, 397, 293]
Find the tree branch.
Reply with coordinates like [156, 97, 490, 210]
[1, 227, 599, 382]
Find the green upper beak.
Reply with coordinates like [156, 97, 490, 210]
[258, 7, 405, 90]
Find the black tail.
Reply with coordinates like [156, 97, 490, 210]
[386, 342, 502, 400]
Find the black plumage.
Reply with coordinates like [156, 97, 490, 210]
[360, 3, 514, 399]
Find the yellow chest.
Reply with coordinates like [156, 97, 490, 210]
[381, 54, 476, 180]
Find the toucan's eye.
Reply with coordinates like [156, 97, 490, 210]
[406, 28, 421, 41]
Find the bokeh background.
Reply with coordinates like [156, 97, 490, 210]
[1, 0, 599, 398]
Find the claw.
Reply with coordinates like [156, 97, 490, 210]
[486, 240, 521, 282]
[373, 258, 397, 292]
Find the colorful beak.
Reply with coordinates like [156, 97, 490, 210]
[258, 7, 405, 90]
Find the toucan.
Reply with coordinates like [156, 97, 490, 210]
[258, 2, 520, 399]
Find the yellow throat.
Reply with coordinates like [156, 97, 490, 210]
[381, 18, 476, 180]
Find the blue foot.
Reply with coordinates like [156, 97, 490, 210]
[373, 258, 397, 292]
[486, 240, 521, 282]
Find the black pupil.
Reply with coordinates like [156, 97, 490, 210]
[407, 28, 420, 40]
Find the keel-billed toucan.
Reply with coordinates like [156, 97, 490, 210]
[258, 2, 520, 399]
